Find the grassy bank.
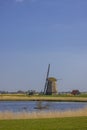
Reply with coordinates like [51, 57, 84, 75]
[0, 117, 87, 130]
[0, 107, 87, 120]
[0, 94, 87, 102]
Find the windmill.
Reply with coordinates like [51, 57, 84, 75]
[44, 64, 58, 95]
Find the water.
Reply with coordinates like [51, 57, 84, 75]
[0, 101, 87, 112]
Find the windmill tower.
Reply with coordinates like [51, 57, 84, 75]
[44, 64, 57, 95]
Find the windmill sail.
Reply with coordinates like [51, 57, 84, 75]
[44, 64, 50, 94]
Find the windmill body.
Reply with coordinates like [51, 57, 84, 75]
[46, 77, 57, 95]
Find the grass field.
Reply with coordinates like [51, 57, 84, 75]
[0, 117, 87, 130]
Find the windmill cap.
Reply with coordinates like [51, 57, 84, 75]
[48, 77, 57, 81]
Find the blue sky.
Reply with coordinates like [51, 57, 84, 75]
[0, 0, 87, 92]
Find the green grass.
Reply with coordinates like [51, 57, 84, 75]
[1, 93, 87, 98]
[29, 93, 87, 97]
[0, 117, 87, 130]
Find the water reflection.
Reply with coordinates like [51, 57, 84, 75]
[34, 101, 50, 110]
[0, 101, 87, 112]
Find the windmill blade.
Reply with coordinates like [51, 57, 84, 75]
[46, 64, 50, 81]
[44, 81, 48, 94]
[44, 64, 50, 94]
